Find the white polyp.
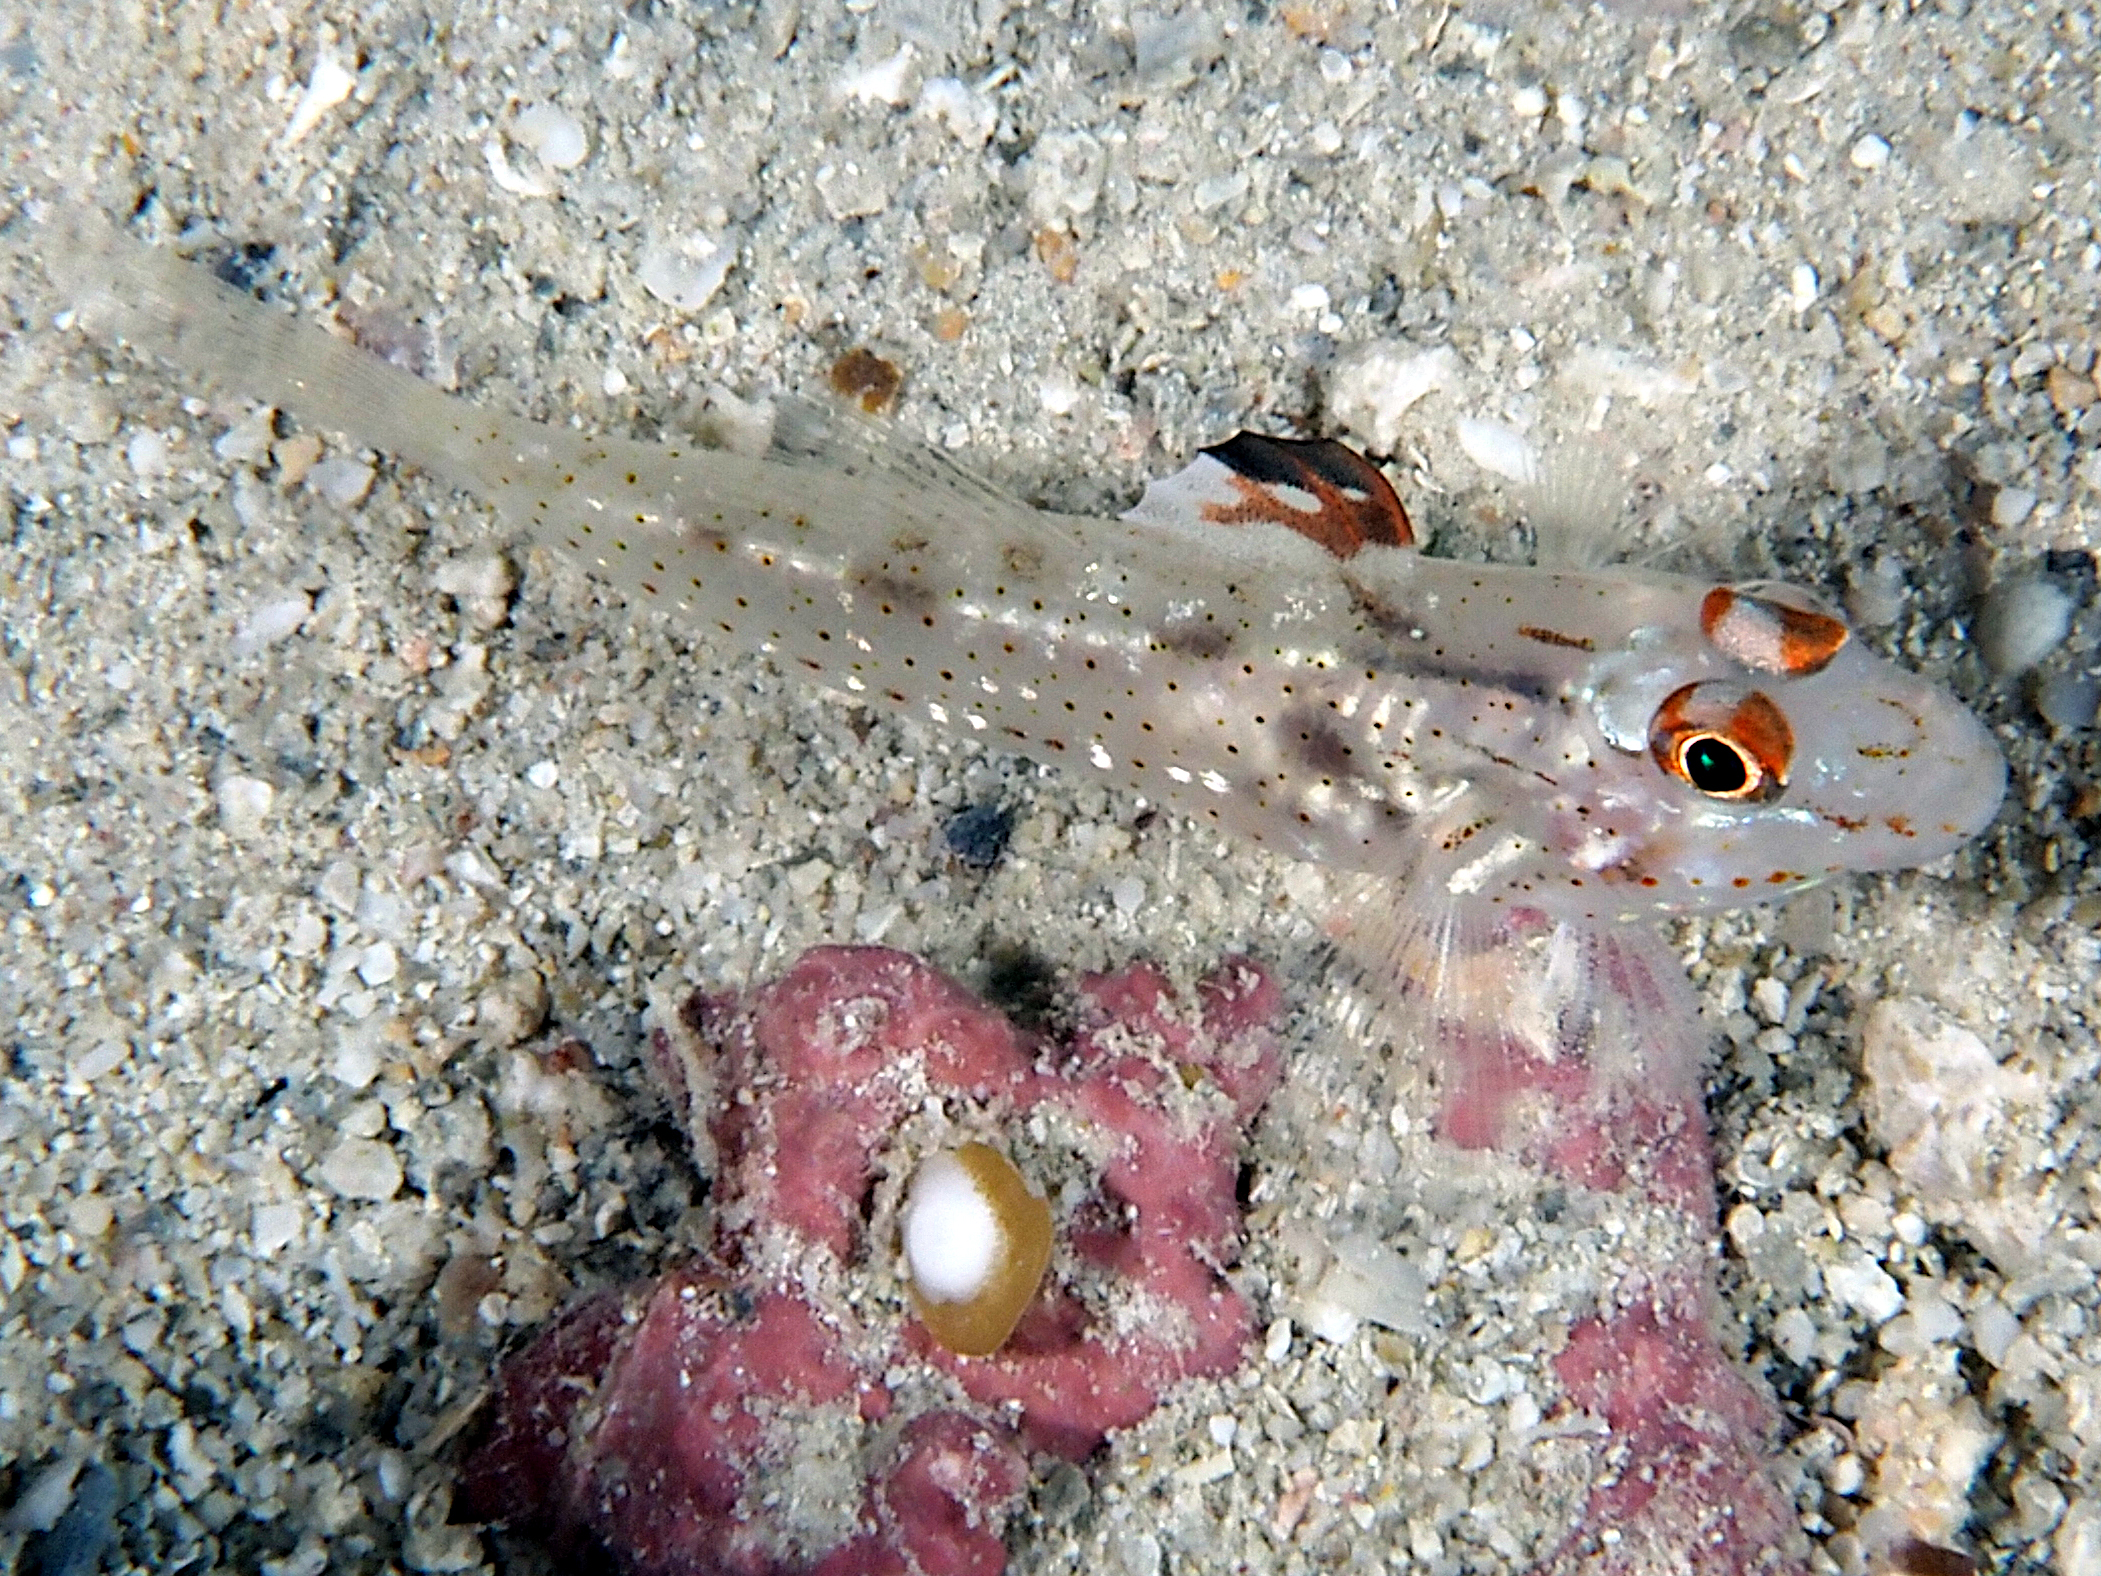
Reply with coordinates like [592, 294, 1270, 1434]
[903, 1152, 999, 1303]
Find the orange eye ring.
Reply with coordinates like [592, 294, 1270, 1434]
[1649, 683, 1792, 804]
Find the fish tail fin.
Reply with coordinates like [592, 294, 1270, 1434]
[36, 203, 493, 495]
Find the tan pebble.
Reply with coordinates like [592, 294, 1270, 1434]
[911, 244, 963, 291]
[829, 348, 904, 414]
[434, 1252, 503, 1338]
[274, 432, 322, 485]
[1863, 304, 1907, 345]
[2047, 364, 2096, 415]
[1033, 227, 1079, 284]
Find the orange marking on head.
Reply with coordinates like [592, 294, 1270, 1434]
[1700, 585, 1850, 676]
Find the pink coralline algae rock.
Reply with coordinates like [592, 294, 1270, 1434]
[1422, 917, 1804, 1576]
[456, 944, 1283, 1574]
[1545, 1283, 1800, 1576]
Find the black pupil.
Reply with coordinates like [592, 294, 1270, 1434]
[1684, 736, 1750, 795]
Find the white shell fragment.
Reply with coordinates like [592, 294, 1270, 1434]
[637, 233, 738, 313]
[1861, 997, 2042, 1200]
[917, 77, 997, 144]
[214, 405, 276, 464]
[1303, 1233, 1433, 1341]
[251, 1203, 302, 1258]
[308, 455, 375, 507]
[433, 552, 517, 631]
[484, 141, 556, 199]
[1991, 485, 2038, 528]
[1789, 263, 1820, 313]
[215, 775, 276, 837]
[1561, 347, 1698, 405]
[1328, 342, 1456, 454]
[1456, 417, 1540, 484]
[833, 43, 916, 106]
[233, 592, 313, 654]
[1824, 1254, 1904, 1324]
[1026, 129, 1107, 223]
[512, 104, 588, 170]
[125, 428, 169, 477]
[1850, 133, 1892, 170]
[282, 46, 356, 147]
[1038, 369, 1082, 416]
[317, 1136, 403, 1202]
[67, 1040, 130, 1088]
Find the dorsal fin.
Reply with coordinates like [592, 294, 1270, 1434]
[767, 393, 1028, 516]
[1123, 432, 1414, 558]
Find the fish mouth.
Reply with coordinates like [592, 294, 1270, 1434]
[1794, 677, 2006, 871]
[1913, 687, 2007, 848]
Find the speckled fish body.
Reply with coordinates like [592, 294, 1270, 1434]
[59, 218, 2004, 922]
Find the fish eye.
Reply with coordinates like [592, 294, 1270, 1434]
[1649, 682, 1791, 804]
[1678, 734, 1752, 796]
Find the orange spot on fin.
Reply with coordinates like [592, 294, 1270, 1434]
[1198, 432, 1414, 557]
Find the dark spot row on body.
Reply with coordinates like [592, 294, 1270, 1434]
[855, 569, 938, 618]
[1439, 816, 1492, 852]
[1282, 708, 1364, 780]
[1157, 620, 1234, 660]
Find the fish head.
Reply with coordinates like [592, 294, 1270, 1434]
[1438, 579, 2005, 920]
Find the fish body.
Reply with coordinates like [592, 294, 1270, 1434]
[55, 215, 2004, 922]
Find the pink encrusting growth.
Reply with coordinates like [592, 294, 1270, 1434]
[455, 945, 1283, 1574]
[1411, 909, 1805, 1575]
[1545, 1285, 1801, 1576]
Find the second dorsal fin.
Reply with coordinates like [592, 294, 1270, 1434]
[1123, 431, 1414, 558]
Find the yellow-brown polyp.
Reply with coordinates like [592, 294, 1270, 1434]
[901, 1142, 1053, 1358]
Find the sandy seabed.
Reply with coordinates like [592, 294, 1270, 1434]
[0, 3, 2095, 1573]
